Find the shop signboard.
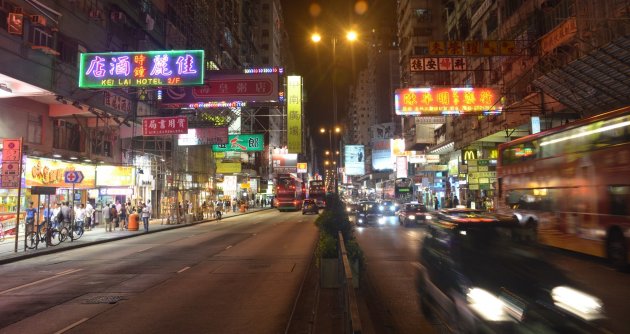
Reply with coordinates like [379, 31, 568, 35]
[216, 162, 242, 174]
[372, 139, 392, 171]
[79, 50, 204, 88]
[26, 157, 96, 189]
[160, 71, 281, 107]
[391, 139, 406, 157]
[395, 87, 503, 115]
[344, 145, 365, 176]
[96, 166, 135, 187]
[142, 116, 188, 136]
[177, 127, 229, 146]
[297, 163, 307, 174]
[272, 153, 297, 174]
[420, 165, 448, 172]
[287, 75, 302, 153]
[396, 156, 408, 178]
[1, 138, 22, 188]
[212, 134, 264, 152]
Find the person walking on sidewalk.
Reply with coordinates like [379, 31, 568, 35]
[119, 202, 128, 230]
[75, 204, 86, 232]
[85, 201, 94, 231]
[108, 204, 118, 232]
[102, 203, 111, 231]
[141, 203, 150, 232]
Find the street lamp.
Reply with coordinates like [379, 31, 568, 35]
[320, 126, 342, 194]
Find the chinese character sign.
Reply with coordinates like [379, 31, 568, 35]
[410, 57, 467, 72]
[1, 138, 22, 188]
[395, 87, 503, 115]
[212, 134, 264, 152]
[79, 50, 204, 88]
[287, 76, 302, 154]
[142, 116, 188, 136]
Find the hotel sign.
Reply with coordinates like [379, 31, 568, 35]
[79, 50, 204, 88]
[395, 87, 503, 115]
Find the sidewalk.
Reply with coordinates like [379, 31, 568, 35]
[0, 207, 271, 265]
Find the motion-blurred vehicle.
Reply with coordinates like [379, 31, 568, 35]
[355, 201, 384, 226]
[301, 199, 319, 215]
[379, 200, 398, 216]
[397, 203, 430, 226]
[346, 203, 359, 214]
[418, 208, 606, 333]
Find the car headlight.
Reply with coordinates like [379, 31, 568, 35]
[389, 206, 395, 211]
[347, 208, 351, 212]
[358, 218, 363, 223]
[514, 213, 523, 222]
[551, 286, 603, 320]
[425, 214, 432, 220]
[408, 215, 416, 220]
[379, 206, 384, 211]
[466, 288, 512, 322]
[378, 217, 386, 224]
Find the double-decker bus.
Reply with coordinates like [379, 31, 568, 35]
[308, 180, 326, 208]
[497, 106, 630, 269]
[274, 174, 304, 211]
[395, 177, 414, 203]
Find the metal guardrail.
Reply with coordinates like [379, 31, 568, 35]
[338, 231, 362, 334]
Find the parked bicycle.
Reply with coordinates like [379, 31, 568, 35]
[25, 220, 62, 249]
[57, 221, 85, 243]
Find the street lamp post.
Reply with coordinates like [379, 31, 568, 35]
[320, 127, 340, 194]
[312, 30, 356, 196]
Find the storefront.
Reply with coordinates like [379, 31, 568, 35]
[95, 165, 135, 208]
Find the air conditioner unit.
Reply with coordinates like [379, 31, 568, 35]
[30, 15, 46, 26]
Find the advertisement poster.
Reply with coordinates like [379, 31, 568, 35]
[371, 139, 392, 171]
[396, 156, 408, 178]
[272, 153, 298, 174]
[216, 162, 242, 174]
[26, 157, 96, 189]
[344, 145, 365, 176]
[177, 127, 229, 146]
[96, 166, 135, 187]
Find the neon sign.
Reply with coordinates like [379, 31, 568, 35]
[395, 87, 503, 115]
[79, 50, 204, 88]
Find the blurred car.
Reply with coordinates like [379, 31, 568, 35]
[301, 199, 319, 215]
[345, 203, 359, 214]
[355, 201, 384, 226]
[398, 203, 430, 226]
[379, 200, 398, 216]
[418, 208, 606, 333]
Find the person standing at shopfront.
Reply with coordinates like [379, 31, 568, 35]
[25, 202, 37, 234]
[102, 203, 111, 231]
[75, 204, 86, 231]
[118, 202, 128, 230]
[141, 203, 150, 232]
[85, 201, 94, 231]
[60, 201, 72, 228]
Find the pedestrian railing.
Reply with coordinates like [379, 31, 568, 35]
[338, 231, 362, 334]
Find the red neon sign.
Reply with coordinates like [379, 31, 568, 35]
[395, 87, 503, 115]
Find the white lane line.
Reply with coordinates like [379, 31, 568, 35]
[136, 247, 152, 253]
[177, 266, 190, 274]
[54, 317, 89, 334]
[0, 268, 83, 295]
[225, 245, 232, 250]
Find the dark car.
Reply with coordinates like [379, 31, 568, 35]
[398, 203, 430, 226]
[302, 199, 319, 215]
[379, 200, 398, 216]
[355, 201, 384, 226]
[418, 208, 607, 333]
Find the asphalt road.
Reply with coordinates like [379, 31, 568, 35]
[355, 216, 630, 334]
[0, 210, 319, 334]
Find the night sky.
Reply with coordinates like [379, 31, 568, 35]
[280, 0, 396, 135]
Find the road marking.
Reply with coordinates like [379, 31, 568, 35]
[0, 268, 83, 295]
[54, 317, 89, 334]
[136, 247, 152, 253]
[177, 266, 190, 274]
[225, 245, 232, 250]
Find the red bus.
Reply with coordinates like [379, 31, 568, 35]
[308, 180, 326, 208]
[497, 106, 630, 269]
[274, 174, 304, 211]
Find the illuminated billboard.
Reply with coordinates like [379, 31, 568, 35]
[177, 127, 228, 146]
[372, 139, 392, 171]
[26, 158, 96, 189]
[395, 87, 503, 115]
[96, 166, 135, 187]
[287, 76, 302, 153]
[79, 50, 204, 88]
[344, 145, 365, 176]
[272, 154, 298, 174]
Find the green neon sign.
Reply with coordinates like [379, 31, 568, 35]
[79, 50, 204, 88]
[212, 134, 264, 152]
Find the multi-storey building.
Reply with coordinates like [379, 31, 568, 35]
[0, 0, 288, 230]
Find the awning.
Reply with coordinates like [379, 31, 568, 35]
[533, 36, 630, 116]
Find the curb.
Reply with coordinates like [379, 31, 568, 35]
[0, 208, 273, 265]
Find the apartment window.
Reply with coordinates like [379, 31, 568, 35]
[486, 10, 498, 34]
[53, 120, 81, 152]
[27, 113, 42, 145]
[414, 46, 428, 55]
[261, 29, 269, 37]
[413, 27, 433, 36]
[28, 26, 53, 48]
[414, 8, 431, 22]
[57, 34, 78, 65]
[261, 43, 269, 50]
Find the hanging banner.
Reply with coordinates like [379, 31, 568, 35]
[142, 116, 188, 136]
[212, 134, 264, 152]
[216, 162, 242, 174]
[79, 50, 204, 88]
[287, 75, 302, 153]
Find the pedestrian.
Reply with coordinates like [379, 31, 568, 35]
[102, 203, 111, 231]
[109, 204, 119, 232]
[25, 202, 37, 234]
[434, 196, 439, 210]
[202, 201, 208, 218]
[60, 201, 72, 228]
[141, 204, 150, 232]
[43, 204, 53, 226]
[75, 204, 86, 231]
[52, 202, 62, 229]
[118, 202, 128, 230]
[85, 201, 94, 231]
[453, 196, 460, 208]
[146, 200, 152, 219]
